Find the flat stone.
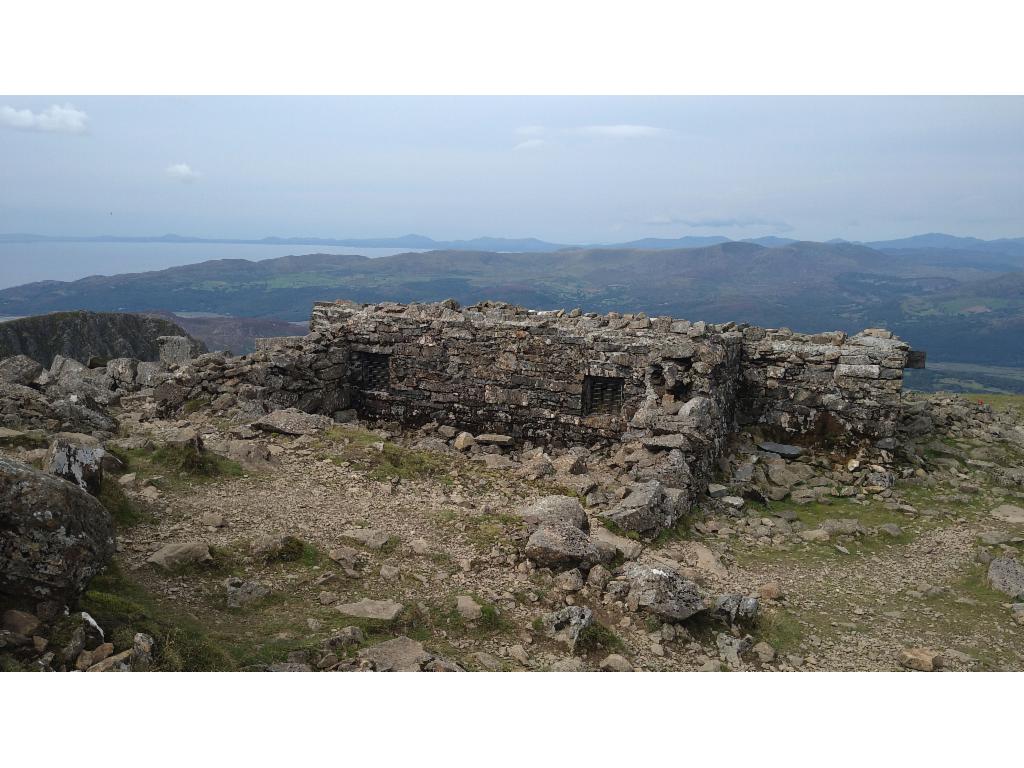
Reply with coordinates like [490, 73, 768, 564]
[358, 636, 432, 671]
[603, 481, 675, 533]
[251, 408, 332, 436]
[599, 653, 633, 672]
[707, 483, 728, 498]
[335, 598, 404, 621]
[475, 433, 513, 446]
[86, 649, 132, 672]
[342, 528, 391, 550]
[990, 504, 1024, 524]
[147, 542, 212, 569]
[757, 441, 804, 458]
[591, 525, 643, 560]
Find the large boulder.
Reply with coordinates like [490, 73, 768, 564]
[0, 457, 115, 606]
[622, 563, 708, 621]
[106, 358, 139, 390]
[603, 481, 678, 533]
[525, 522, 600, 569]
[0, 354, 43, 386]
[517, 496, 589, 531]
[46, 432, 105, 495]
[47, 355, 118, 407]
[988, 556, 1024, 600]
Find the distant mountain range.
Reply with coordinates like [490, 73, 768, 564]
[2, 235, 1022, 369]
[4, 230, 1023, 256]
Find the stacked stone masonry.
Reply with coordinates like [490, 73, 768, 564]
[153, 299, 914, 528]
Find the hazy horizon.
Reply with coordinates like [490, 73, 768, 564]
[2, 96, 1022, 247]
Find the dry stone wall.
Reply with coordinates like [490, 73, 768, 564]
[143, 299, 913, 531]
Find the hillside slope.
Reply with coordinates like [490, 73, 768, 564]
[1, 241, 1021, 365]
[0, 311, 206, 366]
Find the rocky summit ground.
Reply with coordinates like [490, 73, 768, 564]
[2, 392, 1023, 672]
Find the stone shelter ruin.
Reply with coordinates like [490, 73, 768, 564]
[157, 299, 923, 533]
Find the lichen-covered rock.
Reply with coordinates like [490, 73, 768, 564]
[988, 556, 1024, 600]
[0, 354, 43, 385]
[524, 522, 600, 569]
[713, 593, 760, 623]
[0, 457, 115, 606]
[542, 605, 593, 651]
[224, 576, 271, 608]
[623, 563, 708, 621]
[517, 495, 589, 531]
[603, 481, 677, 533]
[46, 432, 105, 495]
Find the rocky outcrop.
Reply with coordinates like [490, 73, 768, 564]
[0, 457, 115, 607]
[0, 311, 205, 367]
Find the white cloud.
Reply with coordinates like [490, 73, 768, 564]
[0, 103, 88, 133]
[513, 138, 546, 151]
[165, 163, 201, 182]
[576, 124, 665, 138]
[516, 125, 545, 136]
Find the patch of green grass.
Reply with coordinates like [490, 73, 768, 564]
[97, 475, 151, 527]
[598, 518, 641, 541]
[652, 515, 695, 547]
[276, 535, 306, 562]
[80, 561, 235, 671]
[577, 622, 625, 655]
[109, 443, 243, 490]
[182, 397, 210, 415]
[151, 444, 243, 478]
[462, 511, 521, 552]
[758, 609, 803, 655]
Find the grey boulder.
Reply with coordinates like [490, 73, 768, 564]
[988, 556, 1024, 600]
[623, 563, 708, 621]
[0, 354, 44, 386]
[542, 606, 594, 651]
[517, 495, 589, 531]
[603, 481, 677, 533]
[0, 457, 115, 606]
[46, 432, 105, 495]
[525, 522, 600, 569]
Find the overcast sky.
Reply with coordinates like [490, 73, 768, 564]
[1, 96, 1022, 243]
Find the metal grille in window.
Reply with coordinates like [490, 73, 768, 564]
[354, 352, 390, 392]
[582, 375, 624, 416]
